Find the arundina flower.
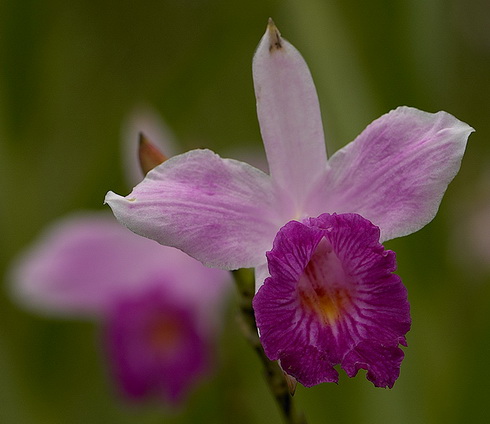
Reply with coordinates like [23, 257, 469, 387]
[105, 20, 473, 387]
[9, 109, 231, 404]
[9, 212, 231, 404]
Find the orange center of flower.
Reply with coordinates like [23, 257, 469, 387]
[148, 315, 183, 356]
[298, 237, 353, 325]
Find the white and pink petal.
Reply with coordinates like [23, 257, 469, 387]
[106, 149, 286, 270]
[253, 20, 328, 212]
[322, 107, 473, 241]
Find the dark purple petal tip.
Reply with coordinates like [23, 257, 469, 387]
[253, 213, 411, 388]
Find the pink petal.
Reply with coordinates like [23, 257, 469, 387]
[9, 212, 231, 317]
[106, 149, 286, 269]
[253, 20, 327, 211]
[322, 107, 473, 241]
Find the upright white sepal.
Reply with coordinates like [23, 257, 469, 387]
[253, 19, 327, 213]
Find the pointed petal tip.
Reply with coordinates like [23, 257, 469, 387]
[104, 190, 124, 207]
[284, 372, 298, 396]
[138, 131, 146, 147]
[104, 191, 115, 206]
[138, 132, 168, 175]
[265, 18, 282, 51]
[394, 106, 475, 135]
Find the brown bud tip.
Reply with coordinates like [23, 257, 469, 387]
[138, 132, 168, 175]
[267, 18, 282, 51]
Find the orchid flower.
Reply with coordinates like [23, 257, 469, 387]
[105, 21, 473, 388]
[9, 110, 231, 404]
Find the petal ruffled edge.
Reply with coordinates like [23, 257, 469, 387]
[253, 213, 410, 388]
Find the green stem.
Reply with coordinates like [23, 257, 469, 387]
[233, 269, 307, 424]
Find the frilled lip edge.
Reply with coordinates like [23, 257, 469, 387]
[253, 213, 411, 388]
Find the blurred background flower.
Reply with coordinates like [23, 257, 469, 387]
[9, 211, 231, 405]
[6, 103, 232, 417]
[450, 170, 490, 276]
[1, 0, 489, 423]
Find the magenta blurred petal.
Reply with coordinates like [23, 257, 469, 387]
[105, 286, 210, 404]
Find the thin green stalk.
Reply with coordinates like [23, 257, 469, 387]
[233, 269, 307, 424]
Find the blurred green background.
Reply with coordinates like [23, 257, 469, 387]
[1, 0, 489, 423]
